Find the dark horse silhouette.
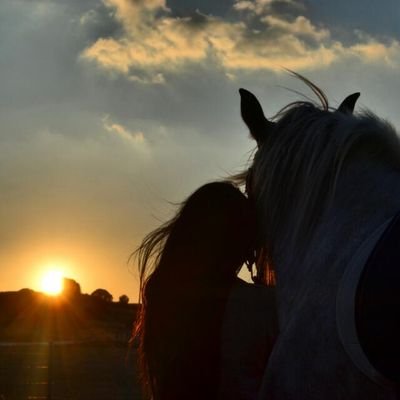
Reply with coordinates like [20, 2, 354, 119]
[240, 75, 400, 399]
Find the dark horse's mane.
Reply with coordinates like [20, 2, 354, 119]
[242, 75, 400, 269]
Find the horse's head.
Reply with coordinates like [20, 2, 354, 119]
[240, 87, 359, 144]
[238, 77, 400, 399]
[240, 78, 363, 267]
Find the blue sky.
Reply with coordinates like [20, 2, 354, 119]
[1, 0, 399, 300]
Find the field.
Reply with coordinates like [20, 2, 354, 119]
[0, 342, 143, 400]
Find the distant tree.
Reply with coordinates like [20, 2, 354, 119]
[119, 294, 129, 304]
[91, 288, 113, 302]
[19, 288, 34, 295]
[62, 278, 81, 298]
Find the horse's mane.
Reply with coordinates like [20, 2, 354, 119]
[249, 79, 400, 267]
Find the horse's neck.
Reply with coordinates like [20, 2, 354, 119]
[275, 158, 400, 327]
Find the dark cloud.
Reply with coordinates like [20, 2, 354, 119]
[268, 0, 306, 18]
[167, 0, 233, 17]
[183, 10, 210, 28]
[79, 5, 123, 42]
[307, 0, 400, 42]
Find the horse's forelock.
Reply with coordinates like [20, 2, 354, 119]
[250, 99, 399, 267]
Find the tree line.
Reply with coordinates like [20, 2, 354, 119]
[60, 277, 130, 304]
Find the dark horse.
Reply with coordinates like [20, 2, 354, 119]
[240, 75, 400, 399]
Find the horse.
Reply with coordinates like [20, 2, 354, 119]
[239, 75, 400, 399]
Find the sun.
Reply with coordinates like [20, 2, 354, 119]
[40, 269, 64, 296]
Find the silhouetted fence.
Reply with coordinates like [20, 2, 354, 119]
[0, 341, 142, 400]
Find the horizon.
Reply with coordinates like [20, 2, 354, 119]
[0, 277, 135, 303]
[1, 0, 400, 301]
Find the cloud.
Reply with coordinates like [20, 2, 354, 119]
[81, 6, 216, 77]
[80, 0, 400, 81]
[348, 32, 400, 67]
[102, 115, 145, 144]
[260, 15, 329, 41]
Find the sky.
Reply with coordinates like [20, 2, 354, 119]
[1, 0, 400, 302]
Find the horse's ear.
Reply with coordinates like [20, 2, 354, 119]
[239, 88, 274, 145]
[337, 92, 360, 114]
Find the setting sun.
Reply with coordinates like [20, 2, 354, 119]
[40, 269, 64, 296]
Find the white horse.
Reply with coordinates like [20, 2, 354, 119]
[240, 75, 400, 399]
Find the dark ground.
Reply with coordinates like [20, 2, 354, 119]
[0, 290, 143, 399]
[0, 342, 143, 400]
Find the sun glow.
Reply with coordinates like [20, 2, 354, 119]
[40, 269, 64, 296]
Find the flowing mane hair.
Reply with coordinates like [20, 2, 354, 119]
[245, 76, 400, 268]
[133, 181, 257, 400]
